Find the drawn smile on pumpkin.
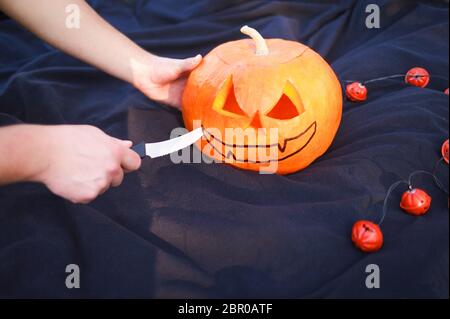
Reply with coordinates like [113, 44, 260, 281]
[201, 121, 317, 163]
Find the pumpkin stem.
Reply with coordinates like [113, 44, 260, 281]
[240, 25, 269, 56]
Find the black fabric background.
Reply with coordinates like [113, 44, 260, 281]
[0, 0, 448, 298]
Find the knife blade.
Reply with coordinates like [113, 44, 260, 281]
[132, 127, 204, 159]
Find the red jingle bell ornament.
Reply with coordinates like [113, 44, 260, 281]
[400, 188, 432, 216]
[405, 67, 430, 88]
[346, 82, 368, 102]
[442, 139, 449, 164]
[351, 220, 383, 253]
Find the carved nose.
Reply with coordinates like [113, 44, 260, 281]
[249, 111, 263, 129]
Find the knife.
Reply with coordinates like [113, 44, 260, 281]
[132, 127, 204, 159]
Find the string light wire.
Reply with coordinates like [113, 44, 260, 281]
[343, 74, 447, 85]
[378, 157, 448, 226]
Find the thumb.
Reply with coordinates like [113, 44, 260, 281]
[120, 140, 133, 148]
[177, 54, 202, 73]
[111, 137, 133, 148]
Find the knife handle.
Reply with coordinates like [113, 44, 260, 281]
[132, 142, 146, 158]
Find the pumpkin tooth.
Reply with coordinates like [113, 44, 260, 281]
[278, 137, 289, 152]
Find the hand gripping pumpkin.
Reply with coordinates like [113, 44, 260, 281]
[182, 26, 342, 174]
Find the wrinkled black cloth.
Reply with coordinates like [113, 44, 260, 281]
[0, 0, 448, 298]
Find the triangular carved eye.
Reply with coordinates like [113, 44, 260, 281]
[213, 76, 246, 118]
[222, 83, 246, 116]
[265, 82, 305, 120]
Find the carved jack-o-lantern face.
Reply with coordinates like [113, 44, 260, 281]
[182, 26, 342, 174]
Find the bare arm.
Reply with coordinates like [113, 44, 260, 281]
[0, 0, 202, 108]
[0, 125, 49, 185]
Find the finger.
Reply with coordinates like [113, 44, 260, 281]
[177, 54, 202, 74]
[111, 138, 133, 148]
[98, 178, 112, 196]
[99, 184, 110, 196]
[121, 140, 133, 148]
[121, 147, 142, 172]
[111, 168, 125, 187]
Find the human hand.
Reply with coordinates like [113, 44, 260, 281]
[133, 54, 202, 109]
[33, 125, 141, 204]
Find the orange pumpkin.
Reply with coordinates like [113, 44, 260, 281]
[182, 26, 342, 174]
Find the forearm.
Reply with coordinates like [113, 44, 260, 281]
[0, 125, 49, 185]
[0, 0, 152, 85]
